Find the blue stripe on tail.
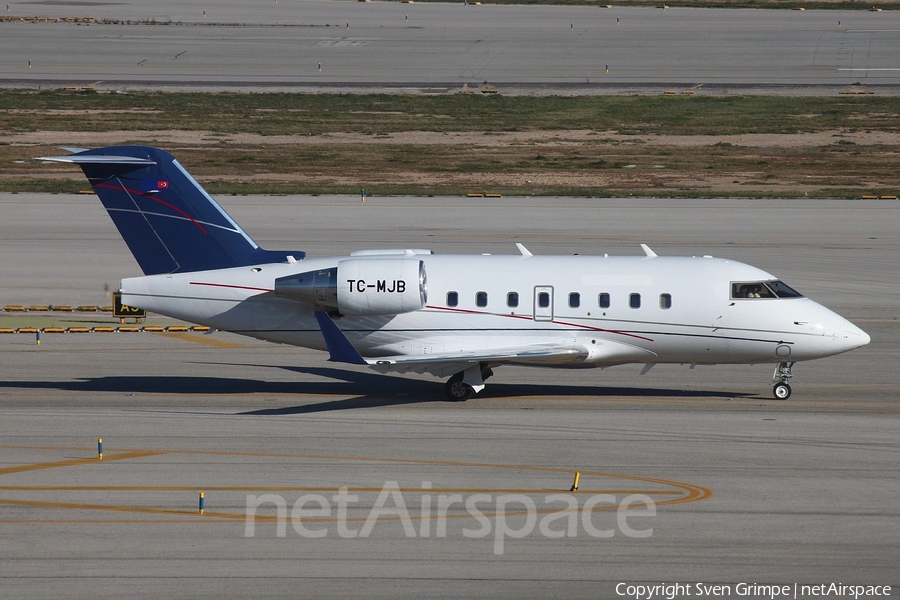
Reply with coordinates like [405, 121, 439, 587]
[47, 146, 304, 275]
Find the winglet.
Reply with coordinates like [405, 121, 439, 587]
[314, 311, 367, 365]
[641, 244, 658, 258]
[516, 243, 533, 257]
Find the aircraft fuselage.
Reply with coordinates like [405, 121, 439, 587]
[40, 145, 869, 400]
[122, 252, 868, 368]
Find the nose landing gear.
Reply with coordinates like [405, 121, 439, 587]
[772, 361, 794, 399]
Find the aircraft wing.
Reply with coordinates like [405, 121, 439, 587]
[363, 346, 590, 377]
[314, 311, 653, 378]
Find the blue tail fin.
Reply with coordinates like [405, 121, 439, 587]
[40, 146, 304, 275]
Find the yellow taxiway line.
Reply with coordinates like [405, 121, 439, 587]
[0, 450, 164, 476]
[0, 444, 713, 523]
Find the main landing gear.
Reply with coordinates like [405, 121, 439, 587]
[445, 363, 493, 401]
[772, 361, 795, 400]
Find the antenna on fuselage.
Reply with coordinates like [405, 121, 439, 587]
[516, 243, 533, 257]
[640, 244, 657, 258]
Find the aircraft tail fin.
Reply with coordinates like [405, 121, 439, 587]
[39, 146, 304, 275]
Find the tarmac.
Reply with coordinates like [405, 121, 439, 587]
[2, 1, 900, 92]
[0, 193, 897, 598]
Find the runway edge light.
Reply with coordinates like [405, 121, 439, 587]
[199, 492, 205, 514]
[570, 472, 580, 491]
[98, 438, 103, 460]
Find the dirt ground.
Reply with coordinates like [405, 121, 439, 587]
[8, 128, 900, 194]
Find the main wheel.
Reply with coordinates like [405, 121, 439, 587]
[773, 382, 792, 400]
[445, 375, 474, 402]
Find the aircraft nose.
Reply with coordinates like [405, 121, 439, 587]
[807, 303, 870, 356]
[842, 322, 870, 350]
[825, 315, 870, 353]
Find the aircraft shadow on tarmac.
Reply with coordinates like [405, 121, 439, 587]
[0, 363, 755, 414]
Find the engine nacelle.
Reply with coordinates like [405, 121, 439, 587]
[336, 258, 427, 316]
[275, 258, 427, 316]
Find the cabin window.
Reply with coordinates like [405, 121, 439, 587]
[537, 292, 550, 308]
[598, 293, 610, 309]
[659, 293, 672, 309]
[476, 291, 488, 307]
[569, 292, 580, 308]
[447, 291, 458, 307]
[507, 292, 519, 308]
[629, 293, 641, 309]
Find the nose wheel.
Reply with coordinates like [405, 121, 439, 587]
[771, 362, 794, 400]
[773, 382, 792, 400]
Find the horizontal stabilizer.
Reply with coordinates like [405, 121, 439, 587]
[39, 154, 157, 166]
[59, 146, 90, 155]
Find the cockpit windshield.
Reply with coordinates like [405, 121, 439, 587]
[731, 280, 804, 300]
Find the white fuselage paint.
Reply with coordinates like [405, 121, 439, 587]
[120, 252, 869, 370]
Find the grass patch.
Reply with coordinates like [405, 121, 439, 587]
[3, 91, 899, 135]
[4, 90, 900, 198]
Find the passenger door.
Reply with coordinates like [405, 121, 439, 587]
[533, 286, 554, 322]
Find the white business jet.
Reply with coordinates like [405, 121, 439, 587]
[40, 146, 870, 401]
